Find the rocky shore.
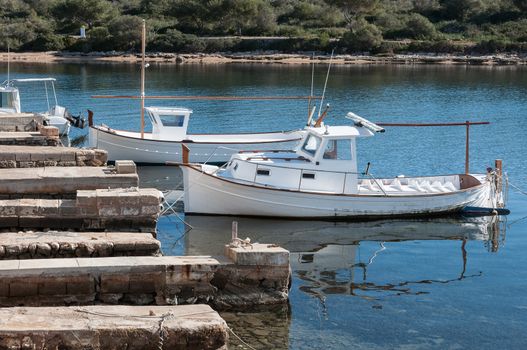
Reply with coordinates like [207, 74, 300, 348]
[1, 51, 526, 65]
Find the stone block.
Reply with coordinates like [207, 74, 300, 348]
[40, 126, 59, 138]
[76, 190, 97, 207]
[141, 205, 160, 215]
[9, 279, 38, 297]
[225, 243, 289, 266]
[115, 160, 137, 174]
[66, 275, 96, 295]
[38, 279, 67, 295]
[128, 273, 162, 294]
[100, 274, 129, 293]
[58, 200, 79, 216]
[17, 199, 39, 216]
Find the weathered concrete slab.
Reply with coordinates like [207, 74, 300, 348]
[0, 231, 160, 259]
[0, 166, 138, 195]
[0, 145, 107, 167]
[0, 305, 228, 350]
[0, 113, 43, 132]
[0, 244, 290, 309]
[225, 243, 289, 266]
[0, 131, 50, 146]
[0, 188, 162, 232]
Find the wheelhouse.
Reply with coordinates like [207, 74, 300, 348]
[146, 106, 191, 140]
[222, 122, 376, 194]
[0, 85, 21, 114]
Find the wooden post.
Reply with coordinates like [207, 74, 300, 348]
[465, 121, 470, 174]
[495, 159, 502, 177]
[87, 110, 93, 127]
[495, 159, 503, 199]
[182, 144, 190, 164]
[140, 20, 146, 139]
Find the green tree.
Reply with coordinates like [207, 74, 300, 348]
[439, 0, 482, 21]
[340, 19, 383, 51]
[107, 15, 143, 50]
[405, 13, 437, 39]
[513, 0, 527, 11]
[325, 0, 379, 27]
[53, 0, 117, 30]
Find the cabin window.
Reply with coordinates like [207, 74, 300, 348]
[301, 134, 321, 156]
[256, 169, 270, 176]
[159, 114, 185, 127]
[1, 92, 14, 108]
[302, 172, 315, 179]
[323, 139, 352, 160]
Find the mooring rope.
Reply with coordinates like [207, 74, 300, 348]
[227, 326, 258, 350]
[509, 181, 527, 196]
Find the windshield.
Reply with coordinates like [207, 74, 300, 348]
[0, 91, 15, 109]
[301, 134, 322, 156]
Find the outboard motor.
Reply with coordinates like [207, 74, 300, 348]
[64, 110, 86, 129]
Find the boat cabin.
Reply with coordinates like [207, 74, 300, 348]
[0, 84, 21, 114]
[221, 122, 377, 194]
[146, 106, 191, 140]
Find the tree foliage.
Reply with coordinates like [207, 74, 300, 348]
[0, 0, 526, 54]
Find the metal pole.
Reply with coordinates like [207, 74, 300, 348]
[465, 121, 470, 174]
[140, 19, 146, 139]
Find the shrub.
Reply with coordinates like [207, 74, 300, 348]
[339, 21, 383, 52]
[404, 13, 437, 40]
[25, 32, 65, 51]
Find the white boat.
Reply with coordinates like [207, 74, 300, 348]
[0, 78, 84, 136]
[180, 113, 507, 219]
[88, 106, 304, 164]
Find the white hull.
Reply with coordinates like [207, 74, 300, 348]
[89, 127, 302, 164]
[181, 164, 496, 218]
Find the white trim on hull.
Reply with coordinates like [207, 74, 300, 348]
[181, 164, 493, 218]
[89, 127, 302, 164]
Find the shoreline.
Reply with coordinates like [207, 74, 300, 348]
[0, 51, 526, 66]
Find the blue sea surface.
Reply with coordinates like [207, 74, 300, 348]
[3, 62, 526, 349]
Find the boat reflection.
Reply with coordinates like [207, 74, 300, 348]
[181, 215, 505, 302]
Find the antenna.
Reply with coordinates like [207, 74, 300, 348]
[318, 48, 334, 118]
[306, 52, 315, 124]
[7, 41, 10, 83]
[140, 19, 146, 139]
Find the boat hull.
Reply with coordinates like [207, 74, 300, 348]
[89, 127, 302, 164]
[181, 164, 496, 219]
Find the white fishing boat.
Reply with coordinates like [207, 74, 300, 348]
[88, 106, 304, 164]
[0, 78, 84, 136]
[179, 113, 508, 219]
[88, 21, 310, 164]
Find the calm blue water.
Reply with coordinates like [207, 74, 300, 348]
[3, 62, 527, 349]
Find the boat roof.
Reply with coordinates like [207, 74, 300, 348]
[7, 78, 56, 83]
[145, 106, 193, 114]
[307, 125, 375, 138]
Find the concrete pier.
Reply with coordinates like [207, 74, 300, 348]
[0, 145, 107, 168]
[0, 305, 228, 350]
[0, 113, 43, 132]
[0, 188, 163, 231]
[0, 166, 138, 196]
[0, 244, 290, 309]
[0, 231, 160, 259]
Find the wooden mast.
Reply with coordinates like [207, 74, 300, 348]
[140, 19, 146, 139]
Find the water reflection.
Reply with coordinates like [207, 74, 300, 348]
[181, 215, 505, 300]
[161, 215, 506, 349]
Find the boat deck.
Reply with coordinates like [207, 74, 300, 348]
[98, 127, 302, 143]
